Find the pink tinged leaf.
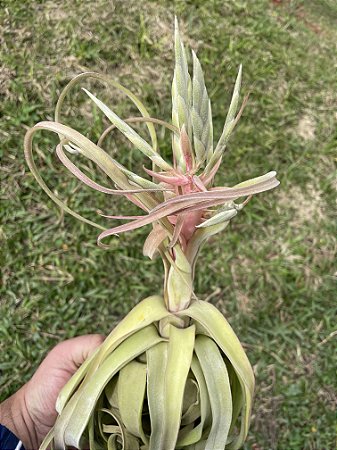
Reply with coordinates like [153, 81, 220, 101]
[124, 193, 149, 212]
[167, 215, 178, 225]
[180, 209, 204, 242]
[180, 124, 194, 171]
[97, 195, 234, 247]
[97, 197, 227, 248]
[143, 166, 189, 186]
[168, 214, 185, 248]
[97, 172, 279, 246]
[151, 173, 279, 211]
[56, 144, 165, 196]
[98, 213, 146, 220]
[201, 157, 222, 186]
[236, 195, 252, 209]
[97, 208, 175, 244]
[96, 198, 204, 247]
[192, 175, 207, 192]
[232, 92, 250, 129]
[174, 199, 226, 214]
[64, 143, 80, 154]
[143, 225, 168, 259]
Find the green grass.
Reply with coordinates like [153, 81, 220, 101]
[1, 0, 336, 448]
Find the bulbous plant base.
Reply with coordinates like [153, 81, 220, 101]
[40, 296, 254, 450]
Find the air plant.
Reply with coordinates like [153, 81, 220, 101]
[24, 18, 279, 450]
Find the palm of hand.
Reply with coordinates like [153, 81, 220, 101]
[24, 335, 104, 445]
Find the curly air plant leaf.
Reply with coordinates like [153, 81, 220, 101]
[25, 17, 279, 450]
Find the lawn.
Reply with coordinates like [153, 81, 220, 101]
[0, 0, 336, 449]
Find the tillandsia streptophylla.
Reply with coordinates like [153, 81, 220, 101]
[24, 18, 279, 450]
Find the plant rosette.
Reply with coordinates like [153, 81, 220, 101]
[24, 18, 279, 450]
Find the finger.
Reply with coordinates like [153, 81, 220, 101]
[51, 334, 105, 373]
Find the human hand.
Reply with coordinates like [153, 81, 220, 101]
[0, 334, 104, 450]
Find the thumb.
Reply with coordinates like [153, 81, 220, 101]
[50, 334, 105, 374]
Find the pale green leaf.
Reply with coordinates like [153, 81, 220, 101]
[177, 300, 254, 449]
[203, 65, 242, 174]
[56, 295, 169, 441]
[234, 171, 277, 189]
[185, 222, 230, 274]
[39, 428, 54, 450]
[195, 335, 233, 449]
[227, 364, 244, 441]
[105, 375, 119, 409]
[84, 295, 169, 377]
[56, 346, 100, 413]
[118, 360, 148, 444]
[99, 408, 140, 449]
[176, 355, 212, 447]
[148, 324, 196, 450]
[63, 325, 163, 448]
[82, 88, 171, 171]
[196, 209, 237, 228]
[172, 17, 193, 170]
[55, 71, 158, 153]
[24, 121, 160, 222]
[192, 50, 213, 166]
[147, 342, 168, 450]
[161, 325, 196, 449]
[181, 378, 199, 424]
[224, 65, 242, 128]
